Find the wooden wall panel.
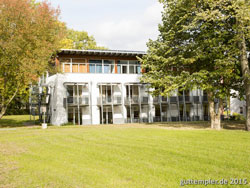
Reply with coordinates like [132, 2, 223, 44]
[79, 64, 87, 73]
[72, 64, 78, 73]
[64, 64, 71, 73]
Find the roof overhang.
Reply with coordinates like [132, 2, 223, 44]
[58, 49, 147, 57]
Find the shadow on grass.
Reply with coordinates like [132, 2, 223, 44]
[222, 121, 246, 130]
[0, 115, 246, 131]
[150, 120, 246, 130]
[0, 117, 40, 128]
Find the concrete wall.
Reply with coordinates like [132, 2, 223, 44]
[230, 97, 246, 116]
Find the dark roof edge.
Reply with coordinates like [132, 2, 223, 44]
[58, 49, 147, 56]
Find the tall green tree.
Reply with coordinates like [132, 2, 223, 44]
[234, 0, 250, 131]
[60, 28, 107, 50]
[182, 0, 250, 130]
[0, 0, 65, 119]
[140, 0, 244, 130]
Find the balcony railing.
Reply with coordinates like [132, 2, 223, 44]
[153, 96, 168, 104]
[203, 96, 208, 102]
[193, 96, 200, 103]
[170, 96, 177, 103]
[178, 96, 184, 103]
[153, 116, 161, 122]
[161, 96, 168, 103]
[126, 118, 140, 123]
[97, 96, 122, 105]
[185, 96, 191, 103]
[153, 97, 160, 104]
[66, 96, 89, 105]
[126, 117, 149, 123]
[141, 96, 149, 104]
[125, 96, 144, 105]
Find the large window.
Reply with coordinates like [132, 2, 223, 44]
[117, 60, 141, 74]
[61, 58, 86, 73]
[61, 58, 141, 74]
[240, 107, 243, 114]
[129, 60, 141, 74]
[104, 60, 115, 73]
[89, 60, 102, 73]
[117, 60, 128, 74]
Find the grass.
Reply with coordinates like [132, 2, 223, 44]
[0, 116, 249, 188]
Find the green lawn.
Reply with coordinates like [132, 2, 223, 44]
[0, 116, 249, 188]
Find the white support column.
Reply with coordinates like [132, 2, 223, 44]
[177, 91, 181, 121]
[191, 90, 194, 121]
[77, 84, 80, 125]
[89, 82, 92, 125]
[197, 89, 199, 120]
[200, 89, 204, 121]
[138, 85, 141, 123]
[183, 91, 187, 121]
[160, 96, 163, 122]
[66, 85, 69, 123]
[168, 96, 172, 122]
[147, 85, 150, 123]
[101, 85, 103, 124]
[121, 84, 125, 122]
[73, 107, 75, 125]
[129, 85, 132, 123]
[106, 85, 108, 125]
[111, 84, 114, 124]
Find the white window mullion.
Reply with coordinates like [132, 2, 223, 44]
[70, 58, 73, 73]
[102, 60, 104, 73]
[127, 60, 129, 74]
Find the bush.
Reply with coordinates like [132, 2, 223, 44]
[5, 109, 30, 115]
[230, 113, 246, 121]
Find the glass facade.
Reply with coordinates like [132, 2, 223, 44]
[62, 59, 141, 74]
[89, 60, 102, 73]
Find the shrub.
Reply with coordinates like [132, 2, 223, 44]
[231, 113, 246, 121]
[5, 109, 30, 115]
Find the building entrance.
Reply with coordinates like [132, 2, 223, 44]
[100, 107, 113, 124]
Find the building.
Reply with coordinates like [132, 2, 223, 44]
[30, 49, 243, 126]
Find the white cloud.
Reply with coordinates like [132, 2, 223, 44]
[91, 2, 163, 51]
[44, 0, 163, 51]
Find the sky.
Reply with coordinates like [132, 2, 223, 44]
[46, 0, 163, 51]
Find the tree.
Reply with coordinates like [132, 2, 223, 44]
[185, 0, 250, 130]
[60, 28, 107, 50]
[234, 0, 250, 131]
[0, 0, 65, 119]
[140, 0, 243, 130]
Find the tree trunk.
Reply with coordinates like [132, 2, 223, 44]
[0, 107, 7, 119]
[208, 91, 216, 129]
[214, 99, 223, 130]
[0, 86, 20, 120]
[240, 33, 250, 131]
[208, 91, 222, 130]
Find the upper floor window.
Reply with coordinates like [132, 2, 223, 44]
[89, 60, 102, 73]
[117, 60, 141, 74]
[61, 58, 141, 74]
[61, 58, 87, 73]
[240, 107, 243, 114]
[104, 60, 115, 73]
[117, 60, 128, 74]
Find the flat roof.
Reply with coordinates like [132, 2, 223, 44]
[59, 49, 147, 57]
